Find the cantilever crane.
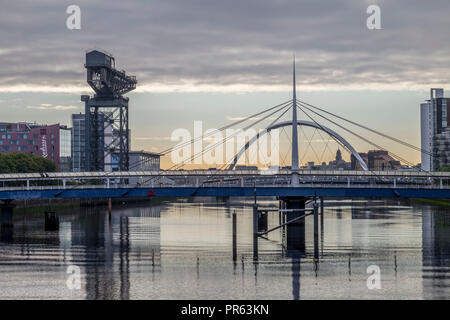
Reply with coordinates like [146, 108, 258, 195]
[82, 49, 137, 172]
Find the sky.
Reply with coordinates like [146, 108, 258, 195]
[0, 0, 449, 168]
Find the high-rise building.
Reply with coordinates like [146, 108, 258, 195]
[71, 113, 86, 172]
[420, 88, 450, 171]
[71, 112, 130, 172]
[0, 122, 72, 171]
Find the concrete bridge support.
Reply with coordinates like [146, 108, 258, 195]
[1, 201, 15, 228]
[44, 211, 59, 231]
[280, 197, 306, 252]
[258, 210, 268, 232]
[1, 201, 15, 242]
[216, 196, 230, 205]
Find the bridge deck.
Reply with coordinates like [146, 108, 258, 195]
[0, 169, 450, 181]
[1, 185, 449, 200]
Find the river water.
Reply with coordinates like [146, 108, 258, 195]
[0, 198, 449, 300]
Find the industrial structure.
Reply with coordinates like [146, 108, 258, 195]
[82, 49, 137, 172]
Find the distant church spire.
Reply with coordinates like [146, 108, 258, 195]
[336, 149, 342, 162]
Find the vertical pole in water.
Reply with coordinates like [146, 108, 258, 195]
[313, 201, 319, 260]
[253, 205, 258, 260]
[278, 199, 282, 225]
[108, 198, 112, 213]
[320, 197, 324, 224]
[232, 210, 237, 263]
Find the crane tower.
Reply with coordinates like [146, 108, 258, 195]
[81, 49, 137, 172]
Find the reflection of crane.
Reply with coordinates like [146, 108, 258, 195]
[82, 49, 137, 172]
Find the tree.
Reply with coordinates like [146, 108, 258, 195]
[0, 153, 56, 173]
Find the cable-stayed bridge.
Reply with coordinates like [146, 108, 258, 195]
[1, 58, 444, 200]
[1, 58, 447, 255]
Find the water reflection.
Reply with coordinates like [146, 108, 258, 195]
[0, 199, 449, 299]
[422, 206, 450, 299]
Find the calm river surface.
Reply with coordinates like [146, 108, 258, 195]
[0, 198, 449, 299]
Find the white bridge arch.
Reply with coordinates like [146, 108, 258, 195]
[228, 120, 369, 171]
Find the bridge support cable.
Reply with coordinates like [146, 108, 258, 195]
[114, 100, 294, 174]
[157, 99, 293, 157]
[50, 100, 294, 193]
[139, 101, 293, 187]
[169, 101, 291, 171]
[219, 103, 292, 171]
[296, 101, 438, 179]
[296, 99, 434, 159]
[295, 103, 352, 155]
[257, 210, 312, 236]
[295, 102, 382, 180]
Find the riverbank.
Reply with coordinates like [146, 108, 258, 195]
[11, 196, 179, 215]
[412, 198, 450, 207]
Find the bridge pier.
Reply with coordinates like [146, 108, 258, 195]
[44, 211, 59, 231]
[216, 196, 230, 205]
[1, 200, 15, 229]
[280, 197, 306, 252]
[258, 210, 268, 232]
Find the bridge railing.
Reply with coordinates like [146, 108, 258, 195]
[0, 181, 449, 192]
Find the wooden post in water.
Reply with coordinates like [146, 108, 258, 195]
[253, 204, 258, 260]
[232, 210, 237, 263]
[313, 202, 319, 259]
[320, 197, 324, 225]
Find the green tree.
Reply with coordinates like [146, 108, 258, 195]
[0, 152, 56, 173]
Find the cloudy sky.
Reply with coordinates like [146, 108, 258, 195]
[1, 0, 449, 167]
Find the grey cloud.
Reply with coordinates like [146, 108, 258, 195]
[0, 0, 449, 91]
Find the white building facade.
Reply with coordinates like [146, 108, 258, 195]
[420, 88, 450, 171]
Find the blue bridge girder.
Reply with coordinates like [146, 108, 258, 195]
[1, 186, 450, 200]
